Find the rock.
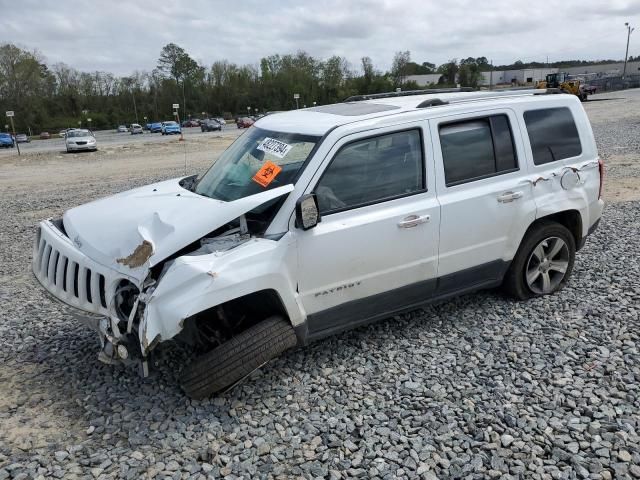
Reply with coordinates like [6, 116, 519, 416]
[257, 443, 271, 456]
[617, 450, 632, 462]
[501, 434, 515, 447]
[54, 451, 69, 462]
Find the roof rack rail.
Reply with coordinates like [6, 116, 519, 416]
[344, 87, 475, 102]
[415, 88, 562, 109]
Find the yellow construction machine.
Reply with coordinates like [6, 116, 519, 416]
[536, 72, 590, 101]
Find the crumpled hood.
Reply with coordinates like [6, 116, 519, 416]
[63, 177, 293, 280]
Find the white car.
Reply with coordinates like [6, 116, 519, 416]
[214, 117, 226, 125]
[130, 124, 144, 135]
[117, 125, 128, 133]
[65, 129, 97, 152]
[32, 88, 603, 397]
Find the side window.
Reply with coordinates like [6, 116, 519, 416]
[439, 114, 518, 186]
[315, 130, 424, 214]
[524, 107, 582, 165]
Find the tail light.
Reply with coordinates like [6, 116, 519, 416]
[598, 158, 605, 200]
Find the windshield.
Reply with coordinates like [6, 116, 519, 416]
[195, 127, 320, 202]
[67, 130, 92, 138]
[164, 121, 178, 126]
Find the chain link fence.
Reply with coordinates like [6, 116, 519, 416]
[588, 75, 640, 92]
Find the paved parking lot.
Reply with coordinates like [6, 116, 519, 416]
[0, 124, 242, 156]
[0, 92, 639, 479]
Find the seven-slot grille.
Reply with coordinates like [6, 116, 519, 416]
[33, 223, 111, 315]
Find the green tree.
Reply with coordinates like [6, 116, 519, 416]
[437, 59, 458, 85]
[391, 50, 411, 86]
[458, 57, 484, 88]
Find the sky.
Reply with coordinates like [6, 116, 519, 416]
[1, 0, 639, 75]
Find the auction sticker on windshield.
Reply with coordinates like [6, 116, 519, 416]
[252, 161, 282, 187]
[257, 137, 292, 159]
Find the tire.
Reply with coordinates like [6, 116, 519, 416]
[181, 316, 297, 399]
[503, 221, 576, 300]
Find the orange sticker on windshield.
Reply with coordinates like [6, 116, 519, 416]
[252, 161, 282, 187]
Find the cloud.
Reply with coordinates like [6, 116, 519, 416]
[0, 0, 636, 75]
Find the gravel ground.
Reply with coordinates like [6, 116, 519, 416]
[0, 91, 639, 480]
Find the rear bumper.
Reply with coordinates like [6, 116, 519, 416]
[577, 216, 601, 250]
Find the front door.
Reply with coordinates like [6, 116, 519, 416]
[295, 126, 440, 338]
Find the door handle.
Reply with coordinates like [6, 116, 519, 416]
[497, 191, 523, 203]
[398, 214, 430, 228]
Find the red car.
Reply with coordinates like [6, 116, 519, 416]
[39, 132, 51, 140]
[236, 117, 255, 129]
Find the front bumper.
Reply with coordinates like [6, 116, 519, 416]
[33, 220, 147, 368]
[67, 143, 97, 151]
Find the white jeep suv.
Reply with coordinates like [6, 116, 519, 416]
[32, 89, 604, 398]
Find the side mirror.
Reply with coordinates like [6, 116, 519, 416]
[295, 193, 320, 230]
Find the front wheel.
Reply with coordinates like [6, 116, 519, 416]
[181, 316, 297, 399]
[503, 221, 576, 300]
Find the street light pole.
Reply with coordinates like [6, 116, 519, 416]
[623, 22, 635, 79]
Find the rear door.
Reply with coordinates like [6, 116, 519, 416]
[429, 109, 537, 291]
[295, 124, 440, 337]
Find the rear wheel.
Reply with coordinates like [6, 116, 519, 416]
[503, 221, 575, 300]
[181, 316, 297, 399]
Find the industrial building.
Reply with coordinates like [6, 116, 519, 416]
[406, 61, 640, 88]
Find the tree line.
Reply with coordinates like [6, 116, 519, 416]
[0, 42, 625, 133]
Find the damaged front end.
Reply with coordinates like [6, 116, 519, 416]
[32, 178, 294, 375]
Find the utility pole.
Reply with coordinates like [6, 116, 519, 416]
[132, 89, 139, 124]
[623, 22, 635, 79]
[181, 80, 186, 122]
[489, 60, 493, 91]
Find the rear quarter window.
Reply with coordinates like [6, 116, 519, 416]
[523, 107, 582, 165]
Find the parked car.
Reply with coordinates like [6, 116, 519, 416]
[117, 125, 128, 133]
[236, 117, 255, 128]
[201, 119, 222, 132]
[39, 132, 51, 140]
[15, 133, 30, 143]
[130, 124, 144, 135]
[31, 89, 604, 398]
[181, 119, 200, 128]
[59, 128, 76, 138]
[65, 129, 97, 152]
[0, 133, 15, 148]
[161, 121, 181, 135]
[149, 122, 162, 133]
[214, 118, 226, 125]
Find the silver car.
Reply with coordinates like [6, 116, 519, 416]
[130, 123, 144, 134]
[65, 129, 97, 152]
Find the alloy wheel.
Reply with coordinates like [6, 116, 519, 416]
[525, 236, 570, 294]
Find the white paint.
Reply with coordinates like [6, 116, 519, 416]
[32, 90, 603, 366]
